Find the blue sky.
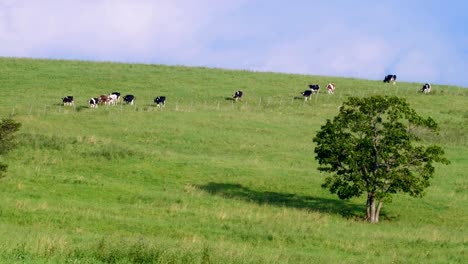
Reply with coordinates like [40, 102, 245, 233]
[1, 0, 467, 87]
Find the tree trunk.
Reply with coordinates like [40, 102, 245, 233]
[375, 200, 383, 223]
[366, 193, 379, 223]
[370, 198, 377, 223]
[366, 193, 372, 221]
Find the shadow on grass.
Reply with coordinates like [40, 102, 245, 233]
[76, 105, 89, 112]
[293, 96, 306, 100]
[198, 182, 372, 219]
[224, 97, 235, 101]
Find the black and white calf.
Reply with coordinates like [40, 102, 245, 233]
[233, 90, 243, 101]
[419, 83, 431, 94]
[89, 97, 99, 108]
[154, 96, 166, 107]
[301, 90, 313, 101]
[62, 96, 74, 106]
[308, 84, 320, 94]
[383, 74, 397, 84]
[123, 94, 135, 105]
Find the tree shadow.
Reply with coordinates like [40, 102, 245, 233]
[198, 182, 368, 219]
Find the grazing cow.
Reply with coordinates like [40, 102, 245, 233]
[108, 94, 118, 105]
[62, 96, 74, 106]
[233, 90, 243, 101]
[89, 97, 99, 108]
[98, 95, 110, 105]
[301, 90, 313, 101]
[383, 74, 397, 84]
[123, 94, 135, 105]
[111, 92, 121, 101]
[154, 96, 166, 107]
[326, 83, 336, 94]
[420, 83, 431, 94]
[308, 84, 320, 94]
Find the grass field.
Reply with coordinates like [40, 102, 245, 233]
[0, 57, 467, 263]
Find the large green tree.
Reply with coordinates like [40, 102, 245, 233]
[0, 118, 21, 178]
[313, 96, 449, 223]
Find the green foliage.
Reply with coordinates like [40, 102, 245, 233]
[313, 96, 450, 222]
[0, 118, 21, 178]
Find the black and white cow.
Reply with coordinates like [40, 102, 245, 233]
[111, 92, 121, 101]
[154, 96, 166, 107]
[301, 90, 313, 101]
[123, 94, 135, 105]
[108, 94, 118, 105]
[62, 96, 74, 106]
[233, 90, 243, 101]
[419, 83, 431, 94]
[89, 97, 99, 108]
[383, 74, 397, 84]
[308, 84, 320, 94]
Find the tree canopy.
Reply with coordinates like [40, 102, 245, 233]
[313, 96, 449, 223]
[0, 118, 21, 178]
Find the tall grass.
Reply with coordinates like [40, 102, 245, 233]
[0, 58, 466, 263]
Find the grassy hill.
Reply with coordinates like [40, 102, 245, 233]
[0, 57, 466, 263]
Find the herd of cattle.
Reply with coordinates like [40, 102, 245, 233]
[61, 93, 166, 108]
[61, 75, 432, 106]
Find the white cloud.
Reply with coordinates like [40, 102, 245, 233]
[248, 2, 468, 86]
[0, 0, 247, 61]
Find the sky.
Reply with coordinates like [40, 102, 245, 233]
[1, 0, 467, 87]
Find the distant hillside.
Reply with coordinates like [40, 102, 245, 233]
[0, 57, 466, 263]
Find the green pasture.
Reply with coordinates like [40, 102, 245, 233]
[0, 58, 466, 263]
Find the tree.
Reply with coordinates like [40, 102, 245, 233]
[0, 118, 21, 178]
[313, 96, 449, 223]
